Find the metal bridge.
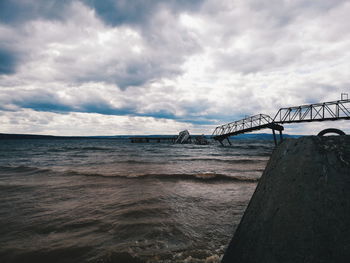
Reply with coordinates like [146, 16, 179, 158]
[212, 99, 350, 145]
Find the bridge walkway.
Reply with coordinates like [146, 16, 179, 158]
[212, 99, 350, 145]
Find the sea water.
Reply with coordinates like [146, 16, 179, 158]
[0, 138, 274, 262]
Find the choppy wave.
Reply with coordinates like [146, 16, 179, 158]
[46, 146, 116, 152]
[124, 173, 259, 182]
[74, 158, 267, 165]
[93, 250, 222, 263]
[175, 158, 267, 164]
[0, 165, 52, 175]
[0, 138, 272, 263]
[0, 165, 259, 182]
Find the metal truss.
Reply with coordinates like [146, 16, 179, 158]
[212, 114, 282, 140]
[273, 99, 350, 124]
[212, 99, 350, 144]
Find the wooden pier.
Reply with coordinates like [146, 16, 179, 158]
[129, 136, 176, 143]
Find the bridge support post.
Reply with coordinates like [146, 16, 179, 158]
[227, 137, 232, 146]
[219, 139, 224, 146]
[272, 129, 277, 146]
[279, 130, 283, 142]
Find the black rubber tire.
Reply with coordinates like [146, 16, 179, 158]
[317, 128, 346, 136]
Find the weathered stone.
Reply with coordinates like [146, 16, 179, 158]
[222, 136, 350, 263]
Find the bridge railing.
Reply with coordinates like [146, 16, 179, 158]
[212, 99, 350, 140]
[273, 99, 350, 124]
[212, 114, 273, 137]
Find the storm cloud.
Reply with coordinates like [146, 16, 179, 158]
[0, 0, 349, 135]
[0, 48, 18, 74]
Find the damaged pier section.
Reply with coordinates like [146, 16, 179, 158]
[129, 130, 209, 145]
[212, 114, 284, 146]
[129, 137, 176, 143]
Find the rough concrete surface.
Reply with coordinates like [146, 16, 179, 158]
[222, 136, 350, 263]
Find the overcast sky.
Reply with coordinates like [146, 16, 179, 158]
[0, 0, 349, 135]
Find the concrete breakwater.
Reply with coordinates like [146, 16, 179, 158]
[222, 136, 350, 263]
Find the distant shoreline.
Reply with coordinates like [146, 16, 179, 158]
[0, 133, 302, 140]
[0, 133, 89, 140]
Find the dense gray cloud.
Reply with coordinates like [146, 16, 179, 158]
[0, 0, 70, 24]
[0, 0, 201, 88]
[0, 0, 349, 135]
[0, 48, 17, 74]
[0, 0, 202, 88]
[84, 0, 204, 26]
[0, 0, 203, 26]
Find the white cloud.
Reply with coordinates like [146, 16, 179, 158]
[0, 109, 200, 136]
[0, 0, 350, 135]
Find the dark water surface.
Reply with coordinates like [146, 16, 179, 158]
[0, 138, 274, 262]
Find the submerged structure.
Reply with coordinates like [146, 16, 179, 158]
[129, 130, 209, 145]
[174, 130, 209, 145]
[175, 130, 191, 144]
[129, 136, 176, 143]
